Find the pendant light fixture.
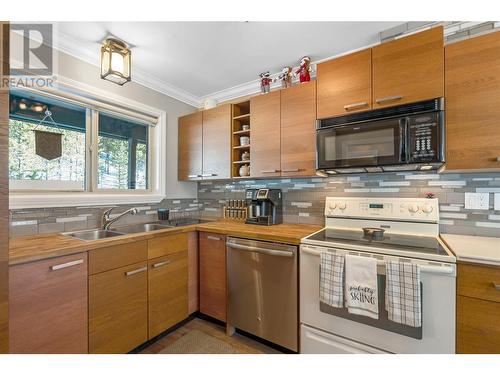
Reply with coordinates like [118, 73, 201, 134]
[100, 38, 131, 85]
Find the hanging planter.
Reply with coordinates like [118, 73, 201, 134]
[32, 110, 63, 160]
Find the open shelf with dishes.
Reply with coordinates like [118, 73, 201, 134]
[231, 100, 251, 178]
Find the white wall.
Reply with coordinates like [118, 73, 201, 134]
[56, 50, 198, 199]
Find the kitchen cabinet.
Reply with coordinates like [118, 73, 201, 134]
[89, 260, 148, 354]
[187, 231, 199, 314]
[372, 26, 444, 108]
[457, 263, 500, 354]
[250, 90, 281, 178]
[9, 253, 88, 354]
[199, 232, 227, 322]
[317, 48, 372, 118]
[445, 31, 500, 171]
[280, 81, 317, 177]
[89, 240, 148, 275]
[148, 251, 188, 339]
[202, 104, 231, 179]
[178, 111, 203, 180]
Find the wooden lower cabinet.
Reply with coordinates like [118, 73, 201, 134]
[187, 231, 199, 314]
[199, 232, 227, 322]
[148, 251, 188, 339]
[89, 261, 148, 354]
[457, 263, 500, 354]
[9, 253, 88, 354]
[457, 295, 500, 354]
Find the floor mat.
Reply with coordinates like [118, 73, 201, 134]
[159, 329, 241, 354]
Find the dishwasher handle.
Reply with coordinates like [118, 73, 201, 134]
[226, 242, 295, 258]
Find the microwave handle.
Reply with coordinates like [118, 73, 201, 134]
[398, 118, 407, 162]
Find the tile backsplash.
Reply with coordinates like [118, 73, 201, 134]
[198, 171, 500, 237]
[9, 198, 201, 237]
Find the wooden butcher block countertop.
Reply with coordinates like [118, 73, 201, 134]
[9, 220, 321, 265]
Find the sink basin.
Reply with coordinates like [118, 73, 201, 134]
[113, 223, 173, 234]
[63, 229, 125, 241]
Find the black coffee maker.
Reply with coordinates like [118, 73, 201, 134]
[244, 189, 283, 226]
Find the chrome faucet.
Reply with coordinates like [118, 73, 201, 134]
[101, 207, 138, 230]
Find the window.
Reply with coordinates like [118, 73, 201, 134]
[9, 89, 159, 202]
[98, 113, 149, 190]
[9, 92, 87, 190]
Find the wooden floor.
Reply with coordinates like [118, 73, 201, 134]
[139, 318, 282, 354]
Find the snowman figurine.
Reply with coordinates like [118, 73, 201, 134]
[259, 71, 274, 94]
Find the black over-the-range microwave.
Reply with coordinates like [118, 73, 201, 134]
[316, 98, 445, 174]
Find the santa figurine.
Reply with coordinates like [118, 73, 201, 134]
[295, 56, 312, 84]
[259, 71, 274, 94]
[278, 66, 293, 88]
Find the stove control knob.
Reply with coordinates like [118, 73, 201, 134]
[329, 202, 337, 210]
[408, 204, 419, 213]
[421, 205, 433, 214]
[338, 202, 347, 211]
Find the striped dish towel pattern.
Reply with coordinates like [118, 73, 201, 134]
[319, 252, 345, 308]
[385, 261, 422, 327]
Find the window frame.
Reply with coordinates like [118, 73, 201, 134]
[9, 79, 167, 209]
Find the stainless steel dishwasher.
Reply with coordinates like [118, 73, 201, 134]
[226, 237, 298, 351]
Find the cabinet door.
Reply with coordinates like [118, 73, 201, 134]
[317, 49, 372, 118]
[250, 90, 281, 178]
[178, 111, 203, 180]
[148, 251, 188, 339]
[281, 81, 317, 177]
[89, 261, 148, 354]
[9, 253, 88, 354]
[202, 104, 231, 179]
[187, 231, 199, 314]
[199, 232, 227, 322]
[457, 295, 500, 354]
[445, 31, 500, 171]
[372, 27, 444, 108]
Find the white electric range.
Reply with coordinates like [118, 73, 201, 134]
[300, 197, 456, 354]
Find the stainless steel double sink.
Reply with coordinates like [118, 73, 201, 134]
[63, 222, 174, 241]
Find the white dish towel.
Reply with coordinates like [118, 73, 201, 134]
[385, 261, 422, 327]
[345, 254, 379, 319]
[319, 251, 345, 308]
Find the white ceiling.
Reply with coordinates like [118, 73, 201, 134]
[55, 22, 401, 106]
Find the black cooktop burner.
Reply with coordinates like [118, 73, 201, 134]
[306, 228, 450, 257]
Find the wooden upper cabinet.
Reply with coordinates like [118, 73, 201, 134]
[178, 111, 203, 180]
[281, 82, 317, 177]
[202, 104, 231, 179]
[9, 253, 88, 354]
[372, 27, 444, 108]
[199, 232, 227, 322]
[317, 49, 372, 118]
[250, 90, 281, 178]
[445, 31, 500, 171]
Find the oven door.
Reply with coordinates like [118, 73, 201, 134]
[299, 244, 456, 354]
[317, 117, 406, 170]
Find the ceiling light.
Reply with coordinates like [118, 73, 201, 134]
[100, 38, 131, 86]
[420, 165, 433, 170]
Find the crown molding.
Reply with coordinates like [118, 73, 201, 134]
[54, 30, 202, 108]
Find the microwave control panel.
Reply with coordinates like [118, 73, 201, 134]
[408, 113, 440, 162]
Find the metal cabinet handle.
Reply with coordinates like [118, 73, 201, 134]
[493, 283, 500, 291]
[261, 170, 280, 174]
[375, 95, 403, 104]
[188, 174, 202, 178]
[125, 266, 147, 276]
[496, 157, 500, 162]
[207, 235, 221, 241]
[343, 101, 368, 110]
[152, 260, 171, 269]
[50, 259, 84, 271]
[282, 168, 302, 173]
[201, 173, 217, 177]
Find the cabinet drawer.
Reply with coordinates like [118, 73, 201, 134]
[89, 261, 148, 354]
[89, 240, 147, 275]
[457, 295, 500, 354]
[148, 233, 188, 259]
[458, 263, 500, 303]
